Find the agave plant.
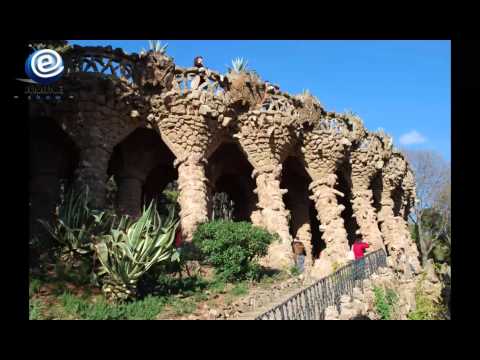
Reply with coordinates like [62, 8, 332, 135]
[140, 40, 168, 55]
[94, 201, 179, 302]
[38, 187, 107, 261]
[228, 57, 249, 73]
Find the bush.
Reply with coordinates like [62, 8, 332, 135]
[373, 286, 398, 320]
[407, 276, 446, 320]
[192, 220, 275, 282]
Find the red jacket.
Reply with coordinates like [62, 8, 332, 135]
[353, 242, 369, 259]
[174, 228, 183, 248]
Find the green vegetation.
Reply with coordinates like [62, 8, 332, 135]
[29, 299, 44, 320]
[95, 202, 179, 302]
[290, 265, 301, 276]
[30, 185, 294, 320]
[38, 187, 108, 260]
[373, 286, 398, 320]
[229, 57, 249, 73]
[192, 220, 275, 282]
[407, 274, 446, 320]
[56, 292, 166, 320]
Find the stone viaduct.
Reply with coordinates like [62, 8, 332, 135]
[29, 45, 422, 278]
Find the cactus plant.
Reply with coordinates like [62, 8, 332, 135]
[228, 57, 249, 73]
[94, 201, 179, 302]
[39, 187, 107, 261]
[140, 40, 168, 56]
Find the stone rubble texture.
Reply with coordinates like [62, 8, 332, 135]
[30, 45, 422, 277]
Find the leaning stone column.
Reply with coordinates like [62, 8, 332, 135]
[380, 153, 422, 277]
[309, 173, 350, 278]
[74, 146, 112, 209]
[300, 112, 356, 278]
[349, 134, 389, 251]
[252, 164, 291, 244]
[350, 181, 384, 251]
[176, 155, 209, 242]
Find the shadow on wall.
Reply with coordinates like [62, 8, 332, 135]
[335, 165, 360, 247]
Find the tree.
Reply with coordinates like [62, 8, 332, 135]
[403, 149, 451, 265]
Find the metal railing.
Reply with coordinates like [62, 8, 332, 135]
[255, 249, 387, 320]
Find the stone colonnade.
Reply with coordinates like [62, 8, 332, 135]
[29, 46, 421, 278]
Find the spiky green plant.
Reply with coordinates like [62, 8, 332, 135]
[39, 187, 107, 260]
[94, 201, 179, 302]
[228, 57, 249, 73]
[140, 40, 168, 55]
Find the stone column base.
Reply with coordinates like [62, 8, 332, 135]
[258, 242, 294, 271]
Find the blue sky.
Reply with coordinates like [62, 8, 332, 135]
[69, 40, 451, 160]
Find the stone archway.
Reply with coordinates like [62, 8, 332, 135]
[206, 142, 257, 222]
[280, 156, 325, 268]
[29, 116, 80, 245]
[108, 127, 176, 218]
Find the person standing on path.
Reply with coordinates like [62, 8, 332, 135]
[352, 235, 370, 280]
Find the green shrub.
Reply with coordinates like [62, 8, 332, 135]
[192, 221, 274, 282]
[29, 277, 43, 297]
[407, 276, 446, 320]
[373, 286, 398, 320]
[290, 266, 301, 276]
[29, 299, 44, 320]
[231, 282, 248, 297]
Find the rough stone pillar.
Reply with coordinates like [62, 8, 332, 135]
[176, 155, 209, 242]
[253, 166, 291, 243]
[253, 164, 294, 270]
[74, 146, 112, 209]
[116, 177, 144, 218]
[378, 186, 420, 276]
[350, 181, 384, 251]
[309, 173, 350, 278]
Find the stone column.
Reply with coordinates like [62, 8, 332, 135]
[253, 165, 291, 243]
[74, 146, 112, 209]
[252, 164, 294, 270]
[288, 186, 313, 268]
[176, 155, 209, 242]
[377, 185, 421, 277]
[309, 173, 350, 278]
[350, 181, 384, 251]
[116, 177, 144, 218]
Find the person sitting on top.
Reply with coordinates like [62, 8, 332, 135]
[191, 55, 209, 90]
[258, 80, 276, 109]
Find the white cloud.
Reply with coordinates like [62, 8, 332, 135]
[399, 130, 427, 145]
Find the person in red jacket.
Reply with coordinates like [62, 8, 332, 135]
[353, 235, 370, 259]
[352, 235, 370, 280]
